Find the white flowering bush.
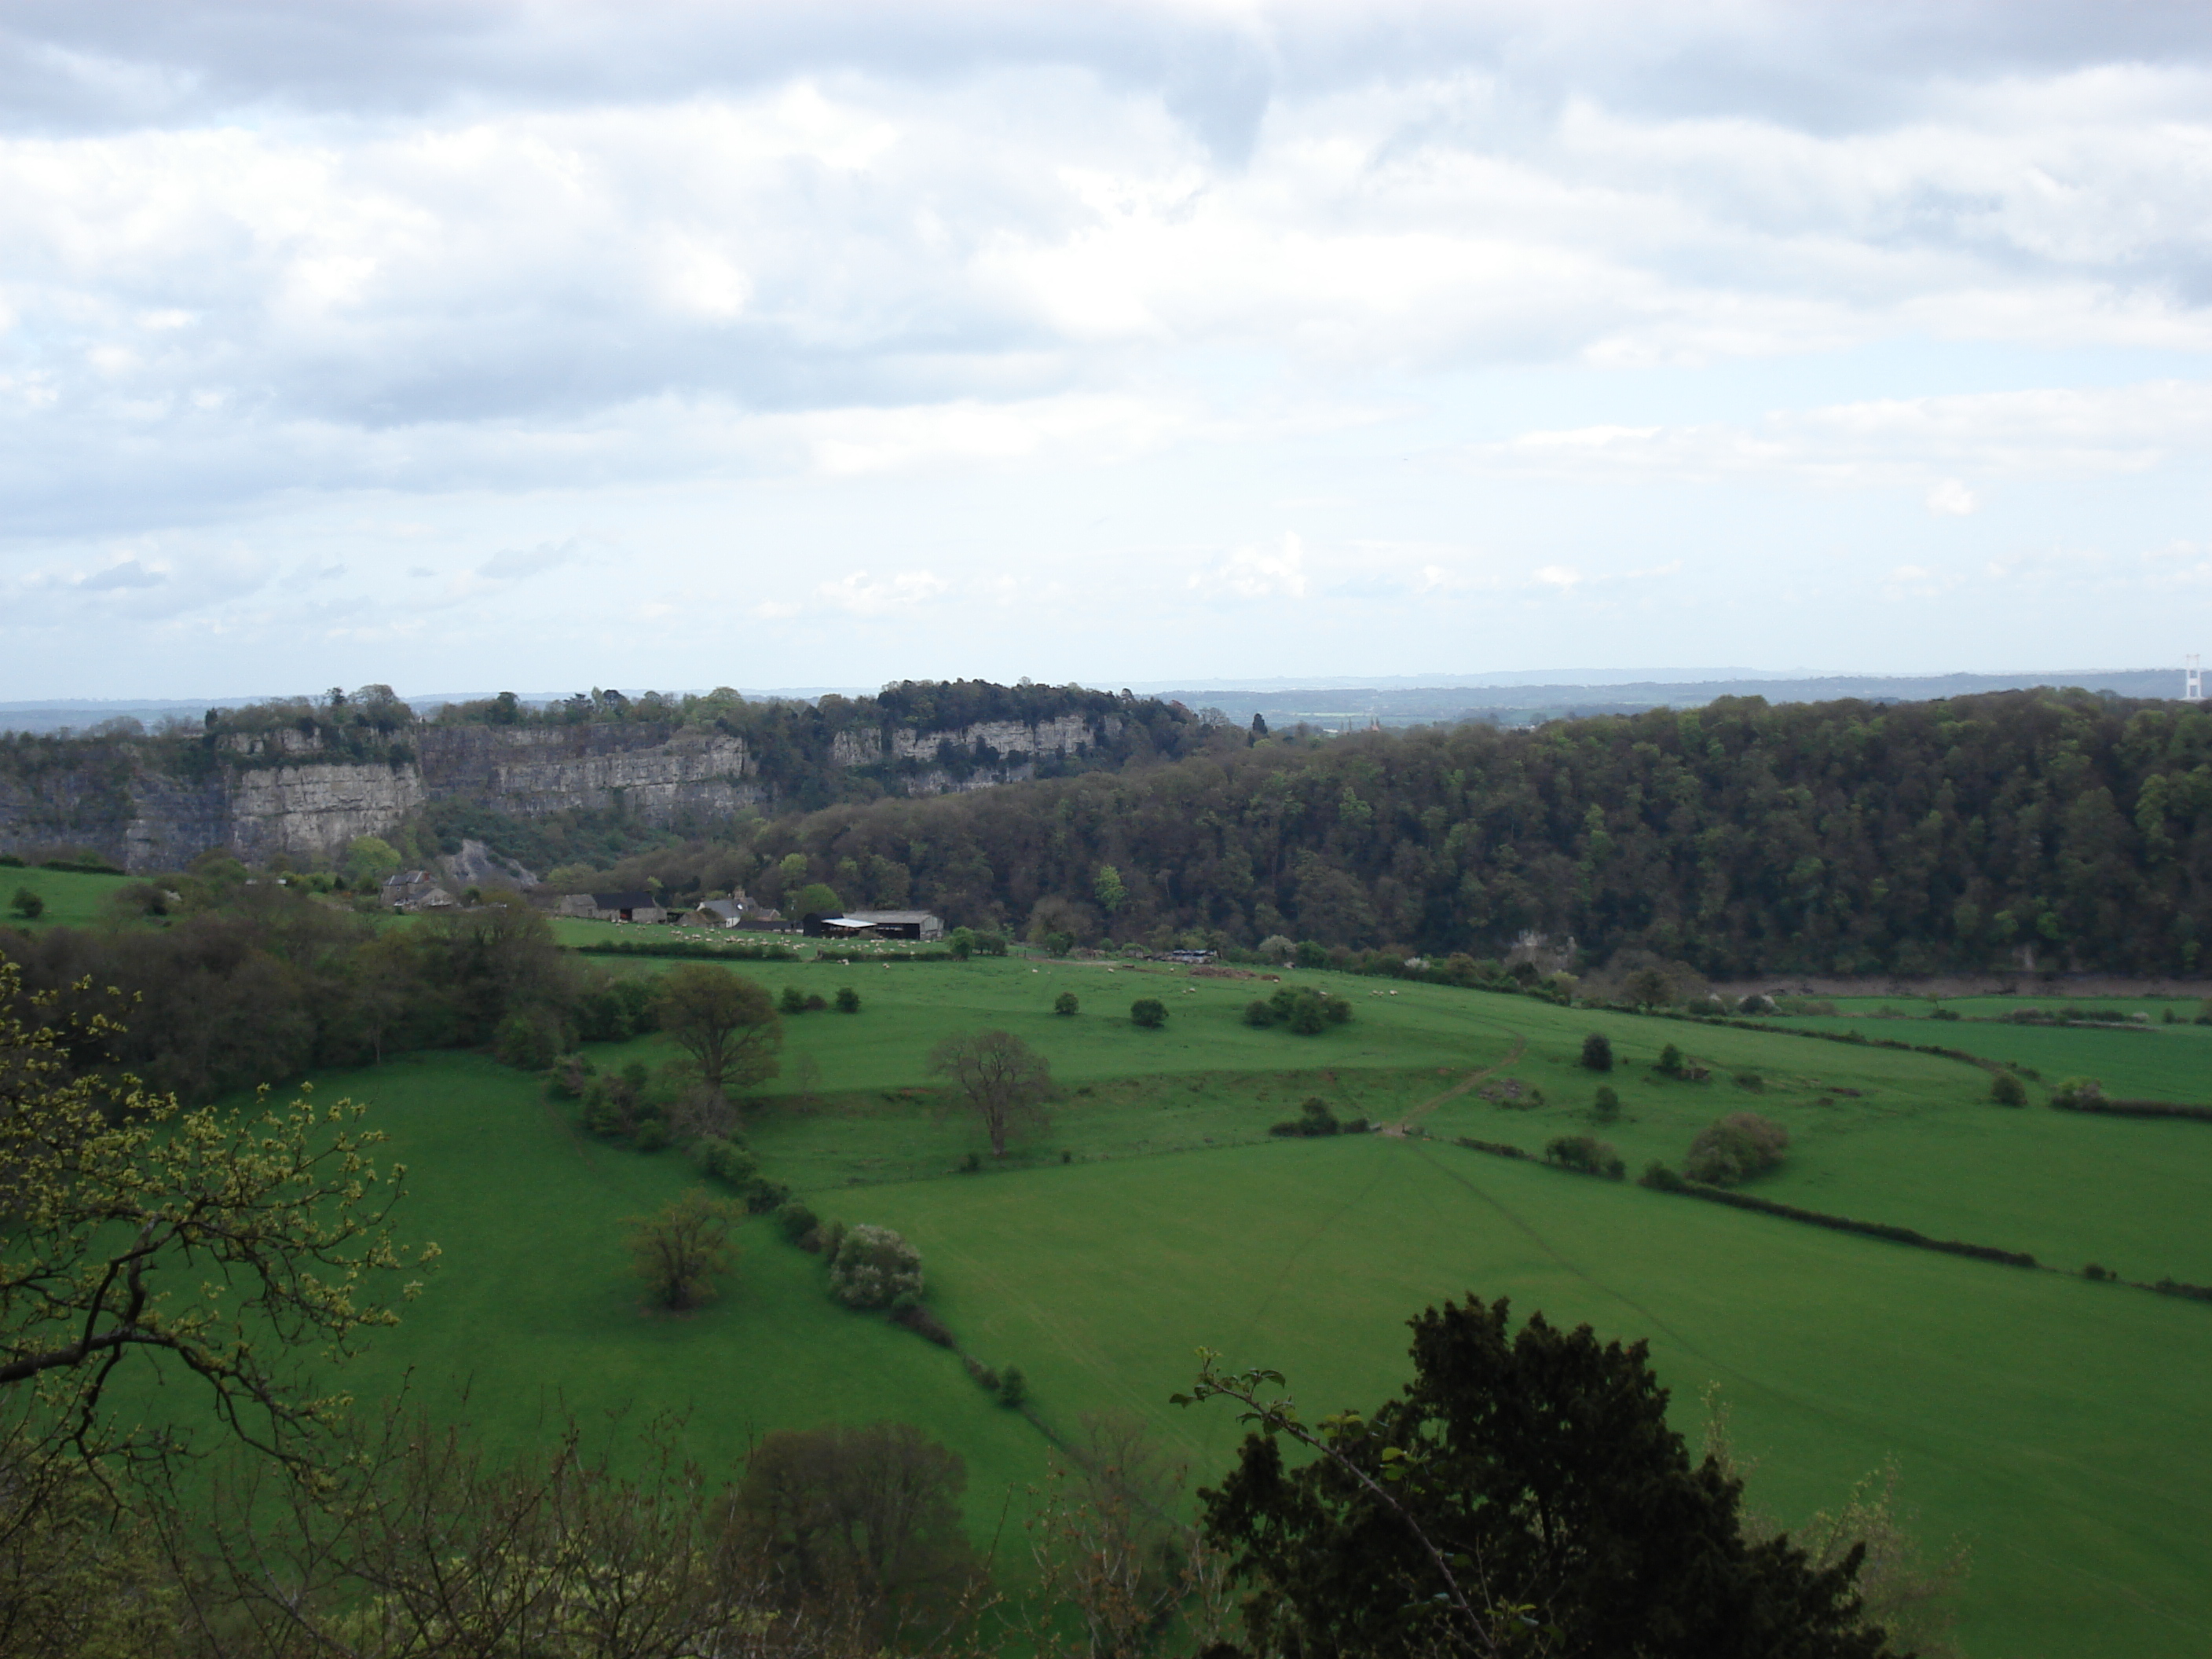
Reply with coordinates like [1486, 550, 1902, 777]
[829, 1224, 924, 1309]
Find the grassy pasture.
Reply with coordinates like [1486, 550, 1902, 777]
[0, 863, 133, 928]
[1769, 1008, 2212, 1107]
[198, 959, 2212, 1659]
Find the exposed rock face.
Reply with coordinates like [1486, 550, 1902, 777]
[227, 763, 430, 865]
[0, 712, 1121, 871]
[416, 725, 764, 819]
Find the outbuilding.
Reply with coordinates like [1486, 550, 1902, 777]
[805, 909, 945, 941]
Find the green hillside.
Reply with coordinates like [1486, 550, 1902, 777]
[287, 958, 2212, 1659]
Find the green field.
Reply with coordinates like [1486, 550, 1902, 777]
[270, 958, 2212, 1659]
[0, 863, 134, 928]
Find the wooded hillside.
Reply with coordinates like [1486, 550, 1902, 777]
[751, 690, 2212, 976]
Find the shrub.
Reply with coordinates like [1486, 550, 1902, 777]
[632, 1119, 669, 1154]
[1683, 1112, 1790, 1186]
[1639, 1161, 1686, 1192]
[965, 1357, 999, 1390]
[775, 1199, 820, 1243]
[1294, 941, 1328, 969]
[1990, 1071, 2027, 1107]
[996, 1365, 1028, 1408]
[9, 886, 44, 921]
[1130, 998, 1167, 1028]
[1732, 1071, 1763, 1092]
[2082, 1262, 2114, 1281]
[2052, 1076, 2104, 1108]
[547, 1053, 596, 1100]
[804, 992, 828, 1012]
[1244, 998, 1276, 1027]
[834, 984, 862, 1013]
[778, 984, 807, 1015]
[493, 1010, 565, 1071]
[1579, 1032, 1613, 1072]
[958, 1151, 982, 1174]
[1655, 1042, 1685, 1078]
[1053, 991, 1079, 1016]
[1592, 1085, 1621, 1122]
[1341, 1115, 1369, 1134]
[1543, 1134, 1621, 1177]
[1269, 1096, 1340, 1137]
[1256, 934, 1295, 964]
[829, 1224, 924, 1309]
[738, 1176, 790, 1215]
[697, 1136, 760, 1188]
[892, 1302, 955, 1346]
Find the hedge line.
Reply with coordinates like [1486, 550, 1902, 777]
[2054, 1097, 2212, 1124]
[1661, 1183, 2038, 1269]
[570, 939, 798, 962]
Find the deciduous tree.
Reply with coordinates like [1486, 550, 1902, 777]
[927, 1030, 1052, 1158]
[654, 964, 781, 1100]
[624, 1188, 741, 1310]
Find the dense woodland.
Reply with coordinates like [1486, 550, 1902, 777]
[668, 689, 2212, 977]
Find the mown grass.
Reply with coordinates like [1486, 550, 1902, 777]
[204, 959, 2212, 1658]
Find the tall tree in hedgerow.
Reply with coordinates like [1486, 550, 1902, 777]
[1181, 1295, 1898, 1659]
[653, 965, 781, 1100]
[927, 1030, 1052, 1158]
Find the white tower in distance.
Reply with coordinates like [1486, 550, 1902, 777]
[2189, 654, 2204, 701]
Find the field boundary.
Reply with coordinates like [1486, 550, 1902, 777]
[2053, 1097, 2212, 1124]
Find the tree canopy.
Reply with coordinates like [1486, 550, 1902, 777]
[927, 1030, 1053, 1158]
[1184, 1295, 1896, 1659]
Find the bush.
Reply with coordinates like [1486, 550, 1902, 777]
[1592, 1085, 1621, 1122]
[1656, 1042, 1684, 1077]
[1053, 991, 1079, 1016]
[632, 1119, 669, 1153]
[965, 1357, 999, 1391]
[1243, 998, 1275, 1027]
[2083, 1262, 2114, 1281]
[697, 1136, 760, 1188]
[493, 1010, 565, 1071]
[738, 1176, 790, 1215]
[1683, 1112, 1790, 1186]
[1544, 1134, 1624, 1178]
[546, 1053, 595, 1100]
[1990, 1071, 2027, 1107]
[1130, 998, 1167, 1028]
[804, 992, 827, 1012]
[996, 1365, 1028, 1408]
[834, 984, 861, 1013]
[829, 1224, 924, 1309]
[9, 886, 43, 921]
[1639, 1161, 1686, 1192]
[775, 1199, 820, 1243]
[1579, 1031, 1613, 1071]
[778, 984, 807, 1015]
[892, 1302, 956, 1346]
[1732, 1071, 1764, 1092]
[1294, 940, 1328, 969]
[2052, 1075, 2104, 1108]
[1269, 1096, 1340, 1137]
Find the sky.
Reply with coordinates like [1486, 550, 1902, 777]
[2, 0, 2210, 700]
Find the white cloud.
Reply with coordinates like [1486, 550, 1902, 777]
[1926, 478, 1979, 516]
[814, 569, 950, 615]
[1189, 533, 1309, 599]
[1471, 381, 2212, 495]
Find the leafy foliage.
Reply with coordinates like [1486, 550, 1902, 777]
[1181, 1296, 1899, 1659]
[1684, 1112, 1793, 1186]
[828, 1225, 924, 1310]
[624, 1189, 741, 1310]
[926, 1030, 1053, 1158]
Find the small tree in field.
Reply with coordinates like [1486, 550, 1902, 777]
[928, 1029, 1053, 1158]
[626, 1188, 742, 1309]
[1580, 1031, 1613, 1071]
[1130, 998, 1167, 1028]
[9, 885, 42, 920]
[1989, 1071, 2027, 1107]
[654, 964, 781, 1101]
[1053, 991, 1079, 1016]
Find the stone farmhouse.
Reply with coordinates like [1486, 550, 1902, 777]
[381, 870, 457, 911]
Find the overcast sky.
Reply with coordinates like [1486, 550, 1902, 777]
[3, 0, 2209, 699]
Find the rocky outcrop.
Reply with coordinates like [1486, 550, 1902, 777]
[416, 725, 764, 819]
[225, 763, 429, 866]
[0, 710, 1127, 871]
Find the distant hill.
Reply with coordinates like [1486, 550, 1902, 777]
[1150, 668, 2196, 730]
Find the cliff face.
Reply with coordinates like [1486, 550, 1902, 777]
[0, 712, 1123, 870]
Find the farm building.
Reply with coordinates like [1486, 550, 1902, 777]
[683, 898, 748, 928]
[381, 871, 457, 912]
[807, 909, 946, 941]
[555, 891, 668, 924]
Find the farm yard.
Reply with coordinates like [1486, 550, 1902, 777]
[271, 947, 2212, 1659]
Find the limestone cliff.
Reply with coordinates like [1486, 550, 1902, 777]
[0, 709, 1130, 870]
